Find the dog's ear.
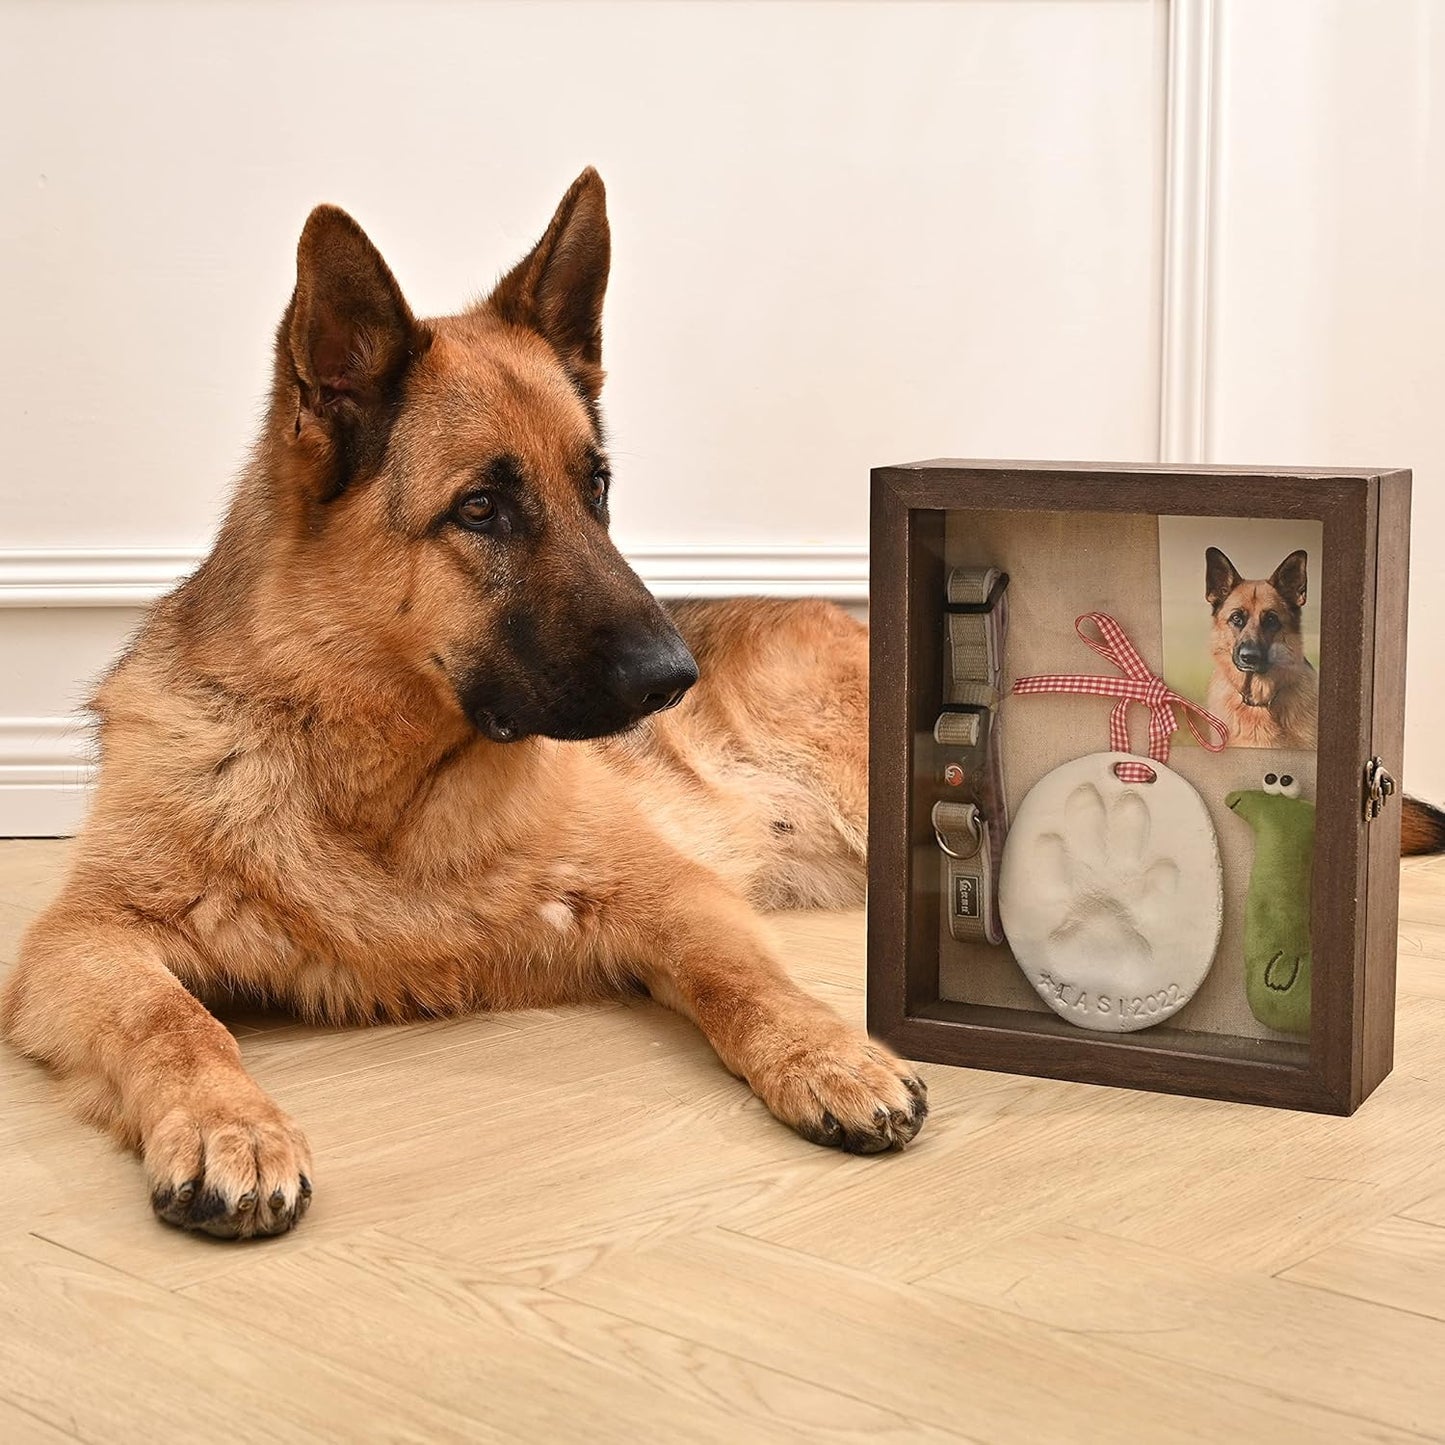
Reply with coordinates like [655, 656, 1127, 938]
[485, 168, 610, 402]
[287, 205, 428, 420]
[1270, 549, 1309, 611]
[1205, 547, 1242, 611]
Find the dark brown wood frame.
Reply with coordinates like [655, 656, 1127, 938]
[867, 461, 1410, 1114]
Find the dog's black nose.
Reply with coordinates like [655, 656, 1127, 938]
[1234, 643, 1268, 673]
[610, 635, 699, 718]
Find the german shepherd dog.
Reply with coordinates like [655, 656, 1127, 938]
[1204, 546, 1319, 750]
[0, 171, 925, 1239]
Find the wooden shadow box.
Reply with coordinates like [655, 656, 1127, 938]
[868, 460, 1410, 1113]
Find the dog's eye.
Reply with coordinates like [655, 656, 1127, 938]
[588, 470, 610, 508]
[1229, 610, 1247, 630]
[456, 492, 497, 530]
[1261, 610, 1281, 633]
[1279, 774, 1301, 799]
[1263, 772, 1280, 793]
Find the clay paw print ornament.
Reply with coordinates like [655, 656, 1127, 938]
[1226, 771, 1314, 1035]
[1003, 753, 1221, 1031]
[1001, 614, 1229, 1032]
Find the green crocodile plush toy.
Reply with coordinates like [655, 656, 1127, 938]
[1225, 772, 1315, 1035]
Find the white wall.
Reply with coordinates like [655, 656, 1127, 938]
[1207, 0, 1445, 797]
[0, 0, 1169, 832]
[0, 0, 1167, 552]
[3, 0, 1442, 830]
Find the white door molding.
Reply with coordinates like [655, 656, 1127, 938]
[0, 543, 870, 610]
[1158, 0, 1219, 464]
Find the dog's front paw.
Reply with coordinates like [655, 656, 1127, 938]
[144, 1094, 313, 1240]
[753, 1029, 928, 1154]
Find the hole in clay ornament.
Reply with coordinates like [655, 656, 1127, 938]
[1112, 761, 1157, 784]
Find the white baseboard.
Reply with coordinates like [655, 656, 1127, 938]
[0, 542, 868, 836]
[0, 717, 96, 838]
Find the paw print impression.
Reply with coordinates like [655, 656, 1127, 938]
[1037, 783, 1181, 989]
[998, 752, 1223, 1034]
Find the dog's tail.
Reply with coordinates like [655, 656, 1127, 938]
[1401, 795, 1445, 856]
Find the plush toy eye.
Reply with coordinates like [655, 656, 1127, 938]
[1262, 773, 1281, 794]
[1279, 774, 1301, 799]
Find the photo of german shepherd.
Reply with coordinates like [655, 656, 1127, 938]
[0, 170, 925, 1239]
[1204, 546, 1319, 749]
[1200, 542, 1445, 851]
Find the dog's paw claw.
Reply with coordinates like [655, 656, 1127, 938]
[144, 1102, 313, 1241]
[759, 1031, 929, 1156]
[799, 1110, 844, 1148]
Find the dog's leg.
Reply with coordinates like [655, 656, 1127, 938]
[627, 879, 927, 1153]
[1, 908, 311, 1237]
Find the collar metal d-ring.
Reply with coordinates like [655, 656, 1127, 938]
[932, 800, 983, 860]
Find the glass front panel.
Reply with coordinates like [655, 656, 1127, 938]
[914, 506, 1322, 1064]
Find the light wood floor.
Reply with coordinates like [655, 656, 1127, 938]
[2, 840, 1444, 1443]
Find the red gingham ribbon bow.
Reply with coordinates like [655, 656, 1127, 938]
[1011, 613, 1229, 774]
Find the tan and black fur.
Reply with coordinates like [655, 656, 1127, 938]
[1205, 546, 1319, 750]
[0, 171, 924, 1239]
